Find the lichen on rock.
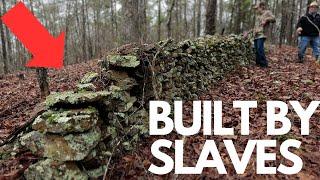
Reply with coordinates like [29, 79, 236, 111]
[76, 83, 96, 92]
[107, 55, 140, 68]
[24, 159, 88, 180]
[45, 91, 112, 108]
[20, 127, 101, 161]
[80, 72, 99, 84]
[32, 107, 99, 134]
[105, 70, 137, 90]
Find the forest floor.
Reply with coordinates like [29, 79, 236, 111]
[1, 46, 320, 179]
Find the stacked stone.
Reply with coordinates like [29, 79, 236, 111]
[102, 35, 254, 103]
[7, 35, 253, 179]
[21, 73, 148, 179]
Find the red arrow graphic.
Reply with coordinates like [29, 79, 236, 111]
[1, 2, 65, 69]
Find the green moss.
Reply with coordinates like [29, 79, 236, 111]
[47, 114, 59, 124]
[80, 72, 99, 84]
[107, 55, 140, 68]
[45, 91, 112, 108]
[24, 159, 88, 180]
[77, 83, 96, 92]
[32, 108, 99, 134]
[87, 165, 107, 179]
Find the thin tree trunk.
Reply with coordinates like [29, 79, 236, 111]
[85, 2, 93, 58]
[36, 68, 50, 98]
[81, 0, 87, 60]
[122, 0, 142, 43]
[229, 0, 235, 33]
[2, 0, 12, 69]
[30, 0, 50, 98]
[279, 0, 287, 46]
[196, 0, 202, 37]
[234, 0, 242, 34]
[218, 0, 223, 32]
[110, 0, 118, 45]
[157, 0, 162, 41]
[166, 0, 176, 39]
[205, 0, 217, 35]
[183, 0, 188, 38]
[288, 0, 296, 45]
[174, 0, 180, 40]
[0, 3, 8, 74]
[193, 0, 197, 37]
[140, 0, 148, 42]
[64, 1, 72, 65]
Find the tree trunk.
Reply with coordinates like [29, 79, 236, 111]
[196, 0, 202, 37]
[279, 0, 288, 46]
[183, 0, 188, 38]
[36, 68, 50, 98]
[0, 0, 8, 74]
[288, 0, 296, 45]
[234, 0, 242, 34]
[157, 0, 162, 41]
[64, 1, 71, 65]
[193, 0, 197, 37]
[110, 0, 118, 45]
[229, 0, 235, 33]
[122, 0, 146, 43]
[218, 0, 223, 32]
[140, 0, 148, 42]
[81, 0, 87, 60]
[30, 0, 50, 98]
[166, 0, 176, 39]
[205, 0, 217, 35]
[298, 0, 303, 18]
[2, 0, 11, 71]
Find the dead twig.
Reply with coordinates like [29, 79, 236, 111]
[0, 102, 46, 147]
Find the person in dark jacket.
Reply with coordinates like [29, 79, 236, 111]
[297, 1, 320, 63]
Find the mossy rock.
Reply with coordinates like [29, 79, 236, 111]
[32, 107, 99, 134]
[86, 165, 107, 179]
[80, 72, 99, 84]
[20, 127, 101, 161]
[45, 91, 112, 108]
[107, 55, 140, 68]
[105, 70, 137, 90]
[76, 83, 96, 92]
[24, 159, 88, 180]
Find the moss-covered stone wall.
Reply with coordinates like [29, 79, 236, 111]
[1, 35, 254, 179]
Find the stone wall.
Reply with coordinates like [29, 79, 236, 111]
[7, 35, 254, 179]
[19, 74, 148, 179]
[103, 35, 254, 103]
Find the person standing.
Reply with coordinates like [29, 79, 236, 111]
[253, 2, 276, 68]
[296, 1, 320, 63]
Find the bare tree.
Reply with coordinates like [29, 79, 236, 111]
[157, 0, 162, 41]
[121, 0, 147, 43]
[31, 0, 50, 98]
[0, 0, 8, 74]
[81, 0, 87, 60]
[167, 0, 176, 38]
[234, 0, 243, 34]
[279, 0, 288, 47]
[205, 0, 217, 35]
[196, 0, 202, 37]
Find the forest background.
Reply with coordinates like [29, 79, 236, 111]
[0, 0, 315, 74]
